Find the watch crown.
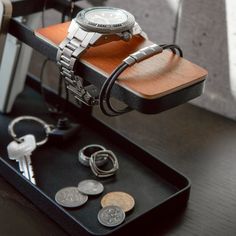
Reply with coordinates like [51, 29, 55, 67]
[122, 32, 132, 41]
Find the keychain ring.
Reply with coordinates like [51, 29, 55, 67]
[8, 116, 52, 146]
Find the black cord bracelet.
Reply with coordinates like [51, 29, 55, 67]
[99, 43, 183, 117]
[99, 63, 130, 116]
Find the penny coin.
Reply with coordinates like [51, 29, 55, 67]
[78, 179, 104, 195]
[98, 205, 125, 227]
[101, 192, 135, 212]
[55, 187, 88, 208]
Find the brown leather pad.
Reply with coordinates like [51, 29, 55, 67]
[35, 22, 207, 100]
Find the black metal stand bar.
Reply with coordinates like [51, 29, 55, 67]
[11, 0, 82, 17]
[9, 19, 57, 60]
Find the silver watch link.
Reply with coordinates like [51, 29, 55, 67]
[57, 28, 100, 106]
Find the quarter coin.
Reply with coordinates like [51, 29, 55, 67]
[98, 205, 125, 227]
[78, 179, 104, 195]
[55, 186, 88, 208]
[101, 191, 135, 212]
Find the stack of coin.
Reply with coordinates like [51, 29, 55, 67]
[98, 191, 135, 227]
[55, 179, 104, 208]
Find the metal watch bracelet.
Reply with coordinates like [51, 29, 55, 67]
[57, 29, 99, 106]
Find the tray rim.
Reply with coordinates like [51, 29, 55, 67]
[0, 155, 191, 235]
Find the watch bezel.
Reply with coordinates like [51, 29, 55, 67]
[75, 7, 135, 34]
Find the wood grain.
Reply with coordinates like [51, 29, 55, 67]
[35, 22, 208, 99]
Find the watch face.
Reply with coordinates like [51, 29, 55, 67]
[85, 8, 128, 25]
[76, 7, 135, 33]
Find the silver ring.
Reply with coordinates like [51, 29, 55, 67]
[78, 144, 108, 167]
[89, 150, 119, 178]
[8, 116, 53, 146]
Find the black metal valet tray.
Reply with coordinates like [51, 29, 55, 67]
[0, 81, 191, 236]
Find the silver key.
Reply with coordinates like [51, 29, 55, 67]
[7, 134, 37, 184]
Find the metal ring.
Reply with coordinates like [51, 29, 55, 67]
[78, 144, 107, 167]
[8, 116, 52, 146]
[89, 150, 119, 178]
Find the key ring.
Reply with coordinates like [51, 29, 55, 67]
[8, 116, 53, 146]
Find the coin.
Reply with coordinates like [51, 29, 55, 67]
[101, 192, 135, 212]
[78, 179, 104, 195]
[98, 205, 125, 227]
[55, 187, 88, 208]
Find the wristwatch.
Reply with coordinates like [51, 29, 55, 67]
[57, 6, 147, 106]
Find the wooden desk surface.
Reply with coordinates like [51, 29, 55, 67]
[35, 22, 207, 99]
[1, 86, 236, 236]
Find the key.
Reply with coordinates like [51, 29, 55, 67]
[7, 134, 35, 172]
[7, 134, 37, 185]
[7, 134, 37, 184]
